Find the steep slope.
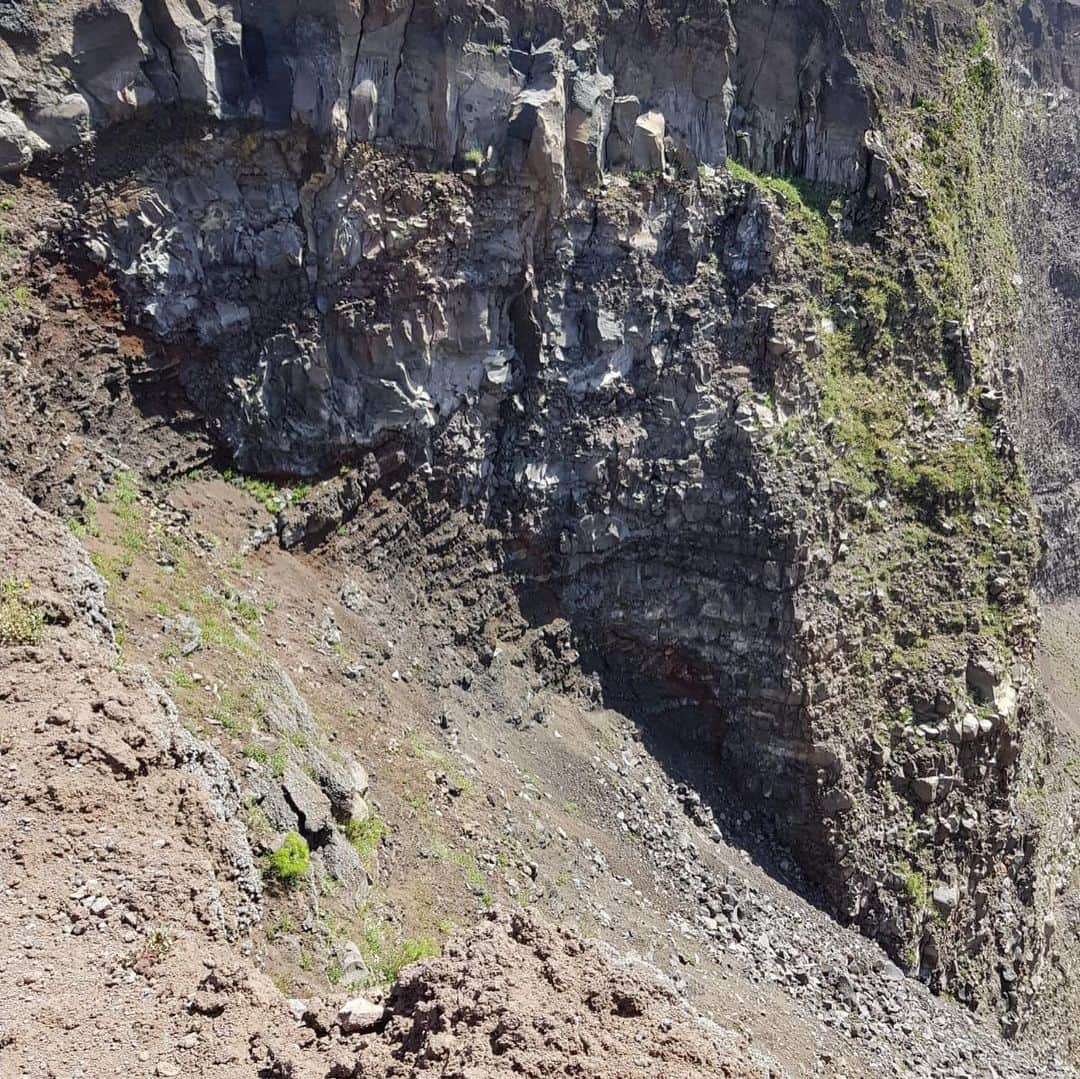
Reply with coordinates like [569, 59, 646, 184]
[1, 467, 1075, 1078]
[0, 0, 1075, 1065]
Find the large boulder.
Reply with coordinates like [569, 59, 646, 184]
[338, 996, 386, 1034]
[605, 94, 640, 167]
[565, 69, 613, 182]
[0, 108, 42, 172]
[631, 109, 666, 172]
[508, 47, 567, 210]
[282, 765, 335, 842]
[27, 93, 91, 152]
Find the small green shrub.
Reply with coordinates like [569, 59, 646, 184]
[461, 147, 485, 169]
[0, 578, 44, 645]
[344, 815, 388, 864]
[392, 937, 439, 973]
[264, 831, 310, 885]
[897, 861, 930, 909]
[223, 469, 312, 513]
[66, 506, 99, 538]
[269, 745, 288, 777]
[103, 469, 139, 511]
[358, 920, 439, 984]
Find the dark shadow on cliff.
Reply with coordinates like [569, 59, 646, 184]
[511, 573, 834, 919]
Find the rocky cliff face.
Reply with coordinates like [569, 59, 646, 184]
[1009, 3, 1080, 598]
[0, 0, 1074, 1041]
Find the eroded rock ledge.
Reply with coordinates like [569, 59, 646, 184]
[1, 0, 878, 187]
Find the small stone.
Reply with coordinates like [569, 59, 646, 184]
[932, 881, 959, 914]
[338, 997, 385, 1035]
[912, 776, 938, 804]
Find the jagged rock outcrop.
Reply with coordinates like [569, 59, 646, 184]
[2, 0, 877, 187]
[0, 0, 1072, 1042]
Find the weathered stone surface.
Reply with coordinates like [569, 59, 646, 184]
[0, 0, 874, 189]
[631, 110, 666, 172]
[282, 765, 335, 842]
[0, 0, 1065, 1040]
[337, 996, 385, 1035]
[26, 92, 90, 151]
[0, 107, 40, 172]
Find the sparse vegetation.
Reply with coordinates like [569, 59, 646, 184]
[433, 842, 487, 892]
[223, 469, 312, 513]
[66, 505, 99, 538]
[243, 743, 269, 764]
[898, 861, 930, 911]
[0, 578, 44, 646]
[264, 831, 311, 885]
[356, 916, 440, 984]
[208, 684, 265, 736]
[267, 913, 296, 941]
[344, 815, 388, 865]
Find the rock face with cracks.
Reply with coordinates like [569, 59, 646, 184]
[0, 0, 1077, 1048]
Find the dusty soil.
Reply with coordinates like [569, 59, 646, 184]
[331, 910, 764, 1079]
[0, 479, 304, 1079]
[0, 478, 774, 1079]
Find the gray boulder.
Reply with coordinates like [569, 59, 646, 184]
[566, 70, 613, 182]
[27, 93, 91, 152]
[0, 108, 42, 173]
[605, 94, 640, 167]
[337, 996, 385, 1034]
[631, 110, 665, 172]
[282, 765, 335, 841]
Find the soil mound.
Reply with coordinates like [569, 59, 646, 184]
[332, 911, 763, 1079]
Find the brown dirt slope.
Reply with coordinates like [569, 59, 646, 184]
[0, 477, 766, 1079]
[333, 910, 761, 1079]
[0, 478, 310, 1078]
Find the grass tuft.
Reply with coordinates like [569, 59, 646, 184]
[0, 578, 44, 645]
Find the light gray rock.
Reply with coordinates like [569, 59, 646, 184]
[0, 109, 41, 173]
[338, 940, 370, 986]
[912, 776, 939, 804]
[933, 881, 960, 914]
[965, 655, 1001, 699]
[27, 93, 91, 152]
[318, 829, 370, 899]
[282, 765, 335, 841]
[606, 94, 640, 167]
[337, 996, 385, 1034]
[566, 69, 613, 182]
